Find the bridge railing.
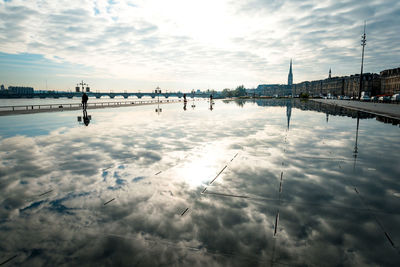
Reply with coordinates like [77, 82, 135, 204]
[0, 99, 195, 112]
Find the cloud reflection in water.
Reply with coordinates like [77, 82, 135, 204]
[0, 100, 399, 266]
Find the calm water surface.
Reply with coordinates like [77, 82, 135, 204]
[0, 96, 183, 107]
[0, 99, 399, 266]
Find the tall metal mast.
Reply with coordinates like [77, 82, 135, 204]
[358, 21, 366, 100]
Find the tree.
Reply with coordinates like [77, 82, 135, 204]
[234, 85, 246, 97]
[300, 92, 309, 99]
[221, 88, 233, 98]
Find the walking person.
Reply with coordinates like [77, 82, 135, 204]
[82, 92, 88, 110]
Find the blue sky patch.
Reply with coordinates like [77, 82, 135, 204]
[132, 176, 145, 182]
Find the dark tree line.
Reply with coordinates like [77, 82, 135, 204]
[221, 85, 247, 98]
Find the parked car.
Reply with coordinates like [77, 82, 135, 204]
[391, 94, 400, 102]
[360, 95, 371, 101]
[371, 96, 378, 102]
[379, 95, 391, 103]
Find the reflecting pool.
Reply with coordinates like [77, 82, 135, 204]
[0, 99, 399, 266]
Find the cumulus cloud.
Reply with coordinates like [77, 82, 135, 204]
[1, 0, 398, 90]
[231, 0, 400, 82]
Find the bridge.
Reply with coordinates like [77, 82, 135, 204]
[0, 91, 213, 99]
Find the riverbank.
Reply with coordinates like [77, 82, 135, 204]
[311, 99, 400, 120]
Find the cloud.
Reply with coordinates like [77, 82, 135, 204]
[0, 0, 398, 90]
[230, 0, 400, 82]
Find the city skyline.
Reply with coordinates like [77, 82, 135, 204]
[0, 0, 400, 92]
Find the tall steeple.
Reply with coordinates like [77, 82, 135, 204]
[329, 68, 332, 78]
[288, 59, 293, 86]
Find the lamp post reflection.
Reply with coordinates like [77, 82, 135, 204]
[155, 86, 162, 115]
[353, 112, 360, 171]
[191, 90, 196, 109]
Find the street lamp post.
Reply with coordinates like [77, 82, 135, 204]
[358, 21, 367, 100]
[76, 80, 88, 93]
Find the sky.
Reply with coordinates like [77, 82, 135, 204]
[0, 0, 399, 92]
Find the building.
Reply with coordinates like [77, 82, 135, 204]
[254, 84, 280, 96]
[254, 84, 292, 97]
[380, 67, 400, 95]
[292, 73, 381, 97]
[0, 84, 5, 91]
[256, 64, 400, 98]
[251, 61, 294, 97]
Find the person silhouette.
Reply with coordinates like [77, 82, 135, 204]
[210, 94, 213, 102]
[183, 93, 187, 103]
[82, 92, 88, 110]
[183, 101, 187, 111]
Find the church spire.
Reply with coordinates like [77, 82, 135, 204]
[329, 68, 332, 78]
[288, 59, 293, 86]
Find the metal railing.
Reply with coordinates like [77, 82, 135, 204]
[0, 99, 197, 112]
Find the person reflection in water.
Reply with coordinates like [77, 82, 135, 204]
[82, 92, 88, 110]
[83, 109, 90, 126]
[183, 101, 187, 111]
[209, 101, 214, 111]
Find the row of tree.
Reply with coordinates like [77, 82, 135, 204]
[220, 85, 247, 98]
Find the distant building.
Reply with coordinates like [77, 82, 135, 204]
[380, 67, 400, 95]
[254, 84, 292, 97]
[0, 84, 4, 91]
[293, 73, 380, 97]
[256, 65, 397, 98]
[8, 86, 34, 94]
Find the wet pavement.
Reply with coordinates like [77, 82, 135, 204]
[0, 99, 399, 266]
[313, 99, 400, 120]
